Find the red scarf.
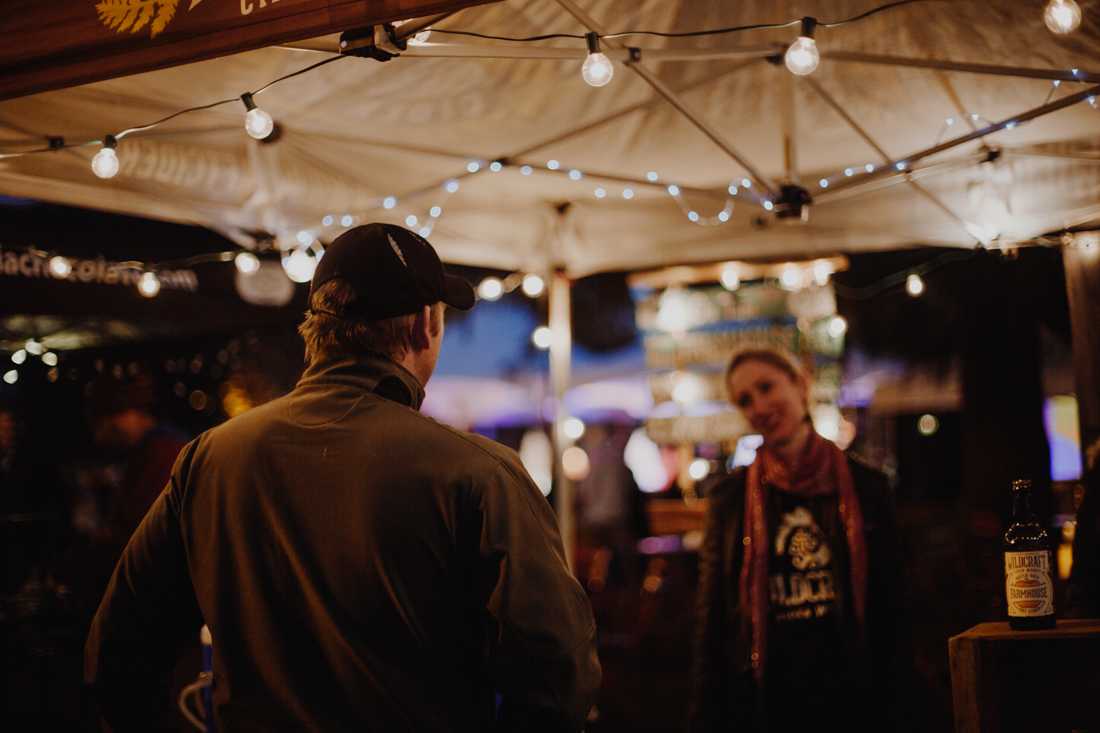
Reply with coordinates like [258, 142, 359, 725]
[738, 431, 867, 681]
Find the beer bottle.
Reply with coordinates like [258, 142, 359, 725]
[1003, 479, 1055, 629]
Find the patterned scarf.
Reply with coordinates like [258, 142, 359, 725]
[739, 431, 867, 681]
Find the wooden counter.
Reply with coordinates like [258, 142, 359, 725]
[949, 619, 1100, 732]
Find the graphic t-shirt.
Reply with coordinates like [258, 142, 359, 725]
[764, 490, 851, 727]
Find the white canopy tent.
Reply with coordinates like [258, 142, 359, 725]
[3, 0, 1099, 556]
[2, 0, 1098, 275]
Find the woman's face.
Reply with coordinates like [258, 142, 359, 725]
[727, 359, 809, 447]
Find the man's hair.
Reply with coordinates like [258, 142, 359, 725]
[298, 279, 442, 366]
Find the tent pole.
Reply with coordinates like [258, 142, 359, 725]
[549, 267, 576, 571]
[800, 76, 976, 241]
[815, 83, 1100, 199]
[552, 0, 777, 198]
[824, 51, 1100, 84]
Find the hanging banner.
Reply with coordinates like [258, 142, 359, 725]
[0, 245, 198, 291]
[0, 0, 497, 100]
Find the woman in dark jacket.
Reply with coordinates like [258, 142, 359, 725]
[688, 348, 903, 732]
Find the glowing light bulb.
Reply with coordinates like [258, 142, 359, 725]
[241, 92, 274, 140]
[568, 169, 583, 181]
[688, 458, 710, 481]
[827, 315, 848, 338]
[489, 161, 503, 172]
[11, 350, 26, 364]
[466, 161, 481, 173]
[784, 35, 819, 76]
[667, 184, 680, 196]
[282, 249, 316, 283]
[594, 187, 606, 199]
[563, 416, 586, 440]
[522, 274, 545, 297]
[780, 265, 802, 290]
[244, 108, 274, 140]
[906, 273, 925, 297]
[138, 271, 161, 298]
[24, 340, 44, 356]
[646, 171, 659, 182]
[672, 372, 705, 404]
[622, 188, 634, 199]
[3, 370, 16, 385]
[383, 196, 397, 210]
[444, 179, 460, 193]
[430, 206, 442, 218]
[532, 325, 552, 349]
[812, 260, 833, 286]
[91, 137, 120, 179]
[405, 214, 419, 227]
[477, 277, 503, 301]
[547, 160, 560, 171]
[521, 165, 533, 176]
[581, 33, 614, 87]
[341, 215, 354, 227]
[819, 179, 830, 188]
[48, 256, 72, 278]
[42, 352, 58, 367]
[918, 413, 939, 436]
[561, 446, 590, 480]
[1044, 0, 1082, 34]
[235, 251, 260, 275]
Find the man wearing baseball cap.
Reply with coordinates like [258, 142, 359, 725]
[85, 224, 601, 732]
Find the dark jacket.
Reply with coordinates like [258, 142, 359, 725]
[688, 455, 903, 733]
[85, 354, 600, 732]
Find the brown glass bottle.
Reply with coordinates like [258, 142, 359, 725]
[1003, 479, 1055, 629]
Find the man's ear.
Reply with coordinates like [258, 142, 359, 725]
[410, 305, 432, 351]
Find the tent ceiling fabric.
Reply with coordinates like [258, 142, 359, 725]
[2, 0, 1098, 275]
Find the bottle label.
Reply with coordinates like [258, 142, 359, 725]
[1004, 551, 1054, 617]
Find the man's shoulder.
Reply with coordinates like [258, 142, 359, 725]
[414, 417, 527, 476]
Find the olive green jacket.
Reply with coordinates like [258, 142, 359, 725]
[86, 354, 600, 732]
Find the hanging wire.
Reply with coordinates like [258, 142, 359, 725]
[0, 0, 1038, 162]
[0, 55, 352, 157]
[426, 29, 585, 41]
[832, 249, 975, 300]
[433, 0, 940, 42]
[252, 53, 350, 95]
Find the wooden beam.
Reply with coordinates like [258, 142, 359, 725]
[0, 0, 497, 101]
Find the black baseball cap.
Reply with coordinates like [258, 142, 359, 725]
[310, 223, 475, 319]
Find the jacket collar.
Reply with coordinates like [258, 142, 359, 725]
[295, 352, 426, 410]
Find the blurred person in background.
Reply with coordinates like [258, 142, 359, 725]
[689, 347, 905, 732]
[84, 372, 187, 551]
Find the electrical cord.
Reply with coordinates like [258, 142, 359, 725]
[433, 0, 941, 42]
[177, 673, 212, 732]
